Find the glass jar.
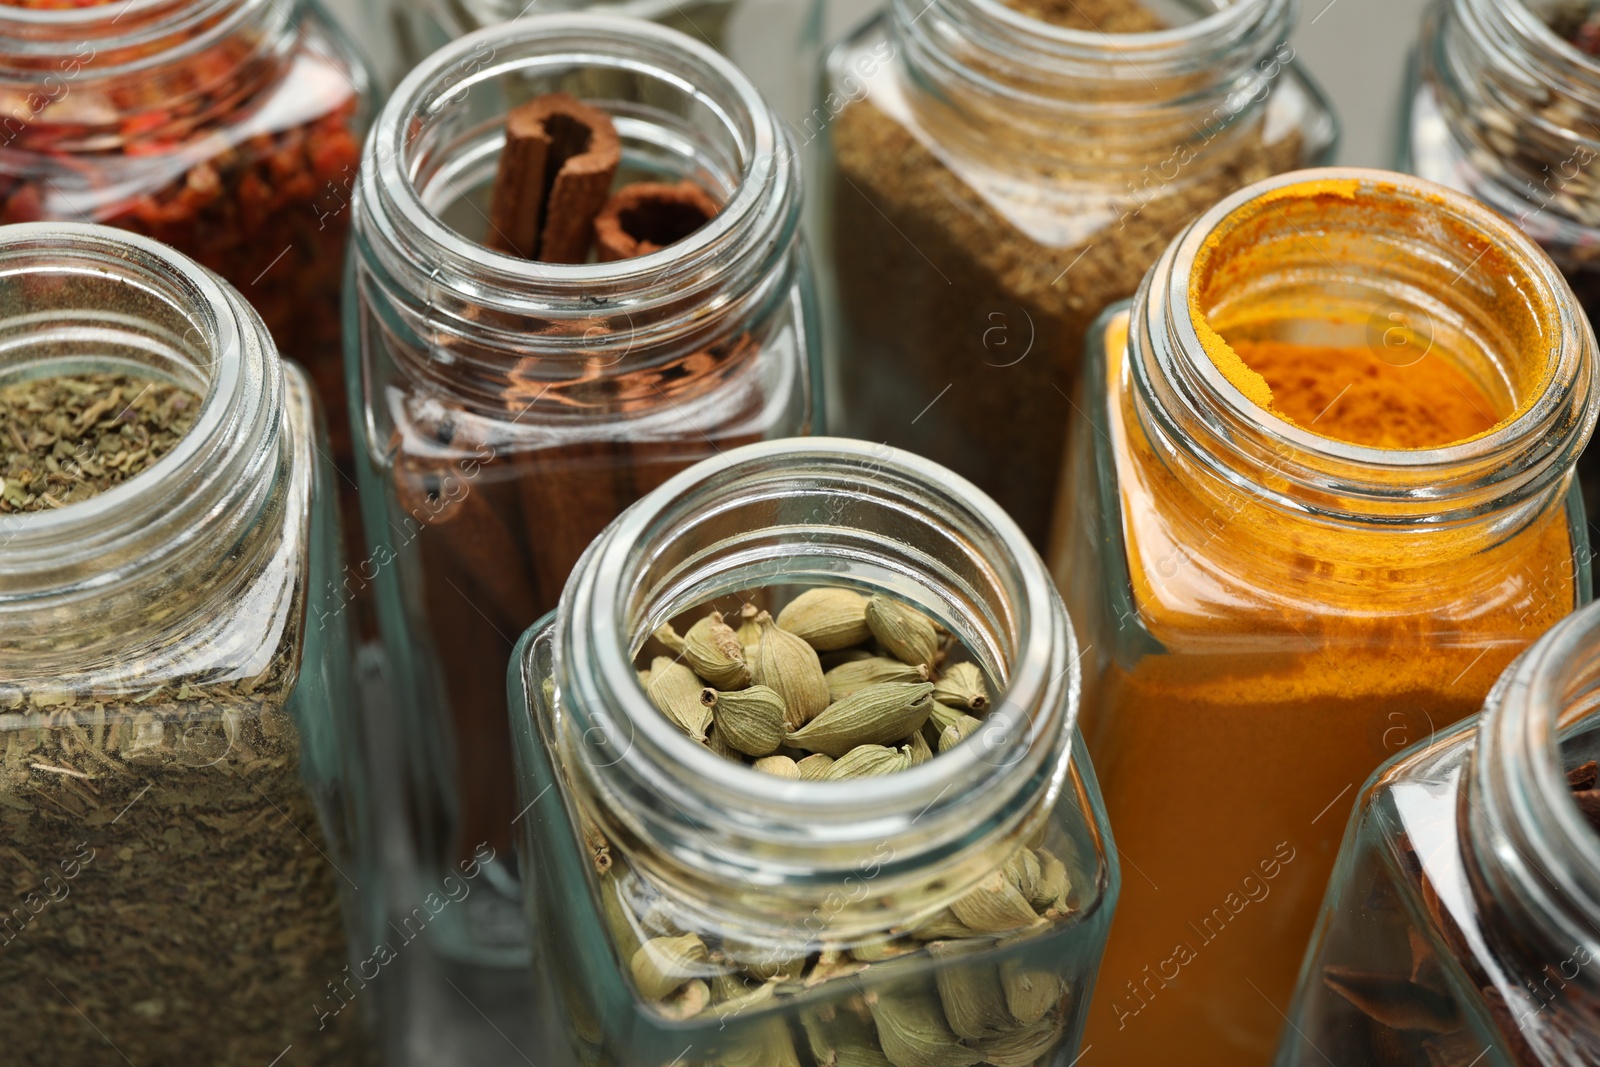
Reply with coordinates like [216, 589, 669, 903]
[0, 0, 373, 539]
[508, 436, 1116, 1066]
[1277, 600, 1600, 1066]
[380, 0, 823, 129]
[815, 0, 1336, 547]
[349, 14, 818, 965]
[1049, 169, 1598, 1067]
[0, 224, 365, 1063]
[1403, 0, 1600, 522]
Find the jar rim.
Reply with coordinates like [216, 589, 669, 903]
[365, 14, 796, 312]
[0, 0, 280, 75]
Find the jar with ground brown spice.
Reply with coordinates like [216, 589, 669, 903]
[348, 15, 818, 966]
[1404, 0, 1600, 527]
[1278, 599, 1600, 1066]
[508, 437, 1116, 1066]
[816, 0, 1335, 547]
[0, 224, 367, 1064]
[1049, 169, 1598, 1067]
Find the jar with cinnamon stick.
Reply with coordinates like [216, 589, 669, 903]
[0, 223, 366, 1063]
[1049, 169, 1598, 1067]
[1278, 599, 1600, 1066]
[816, 0, 1336, 548]
[348, 15, 818, 965]
[508, 437, 1117, 1066]
[0, 0, 373, 567]
[1403, 0, 1600, 527]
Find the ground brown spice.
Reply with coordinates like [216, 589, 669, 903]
[827, 0, 1310, 544]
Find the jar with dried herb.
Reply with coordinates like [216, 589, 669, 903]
[508, 437, 1117, 1067]
[0, 0, 373, 554]
[1049, 169, 1599, 1067]
[815, 0, 1335, 547]
[1278, 600, 1600, 1066]
[348, 15, 818, 966]
[0, 224, 366, 1064]
[1403, 0, 1600, 526]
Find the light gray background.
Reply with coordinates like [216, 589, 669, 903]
[326, 0, 1434, 168]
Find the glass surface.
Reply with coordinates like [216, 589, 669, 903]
[815, 0, 1337, 547]
[506, 438, 1119, 1066]
[348, 17, 818, 965]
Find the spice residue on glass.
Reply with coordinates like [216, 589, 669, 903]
[645, 587, 999, 779]
[1550, 2, 1600, 54]
[0, 373, 199, 512]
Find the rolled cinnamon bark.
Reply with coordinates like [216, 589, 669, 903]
[486, 93, 621, 263]
[594, 180, 721, 261]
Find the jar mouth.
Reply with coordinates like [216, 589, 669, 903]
[364, 14, 795, 317]
[0, 0, 274, 75]
[1144, 167, 1595, 521]
[1471, 601, 1600, 974]
[554, 438, 1080, 929]
[1475, 0, 1600, 92]
[0, 222, 276, 603]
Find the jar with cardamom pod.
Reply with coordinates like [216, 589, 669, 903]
[0, 0, 374, 577]
[1049, 168, 1598, 1067]
[1278, 598, 1600, 1066]
[509, 437, 1116, 1066]
[815, 0, 1336, 547]
[0, 224, 367, 1064]
[1403, 0, 1600, 525]
[348, 14, 818, 965]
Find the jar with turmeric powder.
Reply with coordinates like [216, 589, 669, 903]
[1277, 599, 1600, 1066]
[1402, 0, 1600, 521]
[1048, 168, 1598, 1067]
[816, 0, 1336, 547]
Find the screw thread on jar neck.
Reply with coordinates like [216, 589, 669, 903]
[548, 438, 1084, 941]
[891, 0, 1296, 165]
[1465, 603, 1600, 1034]
[0, 223, 286, 669]
[1128, 167, 1597, 531]
[353, 14, 803, 415]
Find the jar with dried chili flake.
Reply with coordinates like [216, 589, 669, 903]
[0, 0, 372, 540]
[0, 224, 367, 1064]
[1403, 0, 1600, 523]
[507, 437, 1117, 1067]
[348, 15, 818, 966]
[1049, 169, 1598, 1067]
[1278, 600, 1600, 1067]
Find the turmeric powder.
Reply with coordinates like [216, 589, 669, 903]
[1062, 176, 1591, 1067]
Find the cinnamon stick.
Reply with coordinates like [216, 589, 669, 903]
[486, 93, 620, 263]
[594, 180, 720, 261]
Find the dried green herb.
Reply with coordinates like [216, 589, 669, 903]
[0, 373, 200, 513]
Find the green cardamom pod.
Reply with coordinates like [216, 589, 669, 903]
[906, 908, 976, 942]
[734, 601, 763, 646]
[824, 744, 913, 779]
[802, 1006, 891, 1067]
[777, 587, 873, 651]
[786, 682, 936, 757]
[637, 668, 652, 689]
[937, 714, 983, 754]
[932, 662, 990, 713]
[752, 754, 800, 779]
[752, 612, 831, 728]
[999, 961, 1065, 1026]
[705, 725, 740, 761]
[975, 1017, 1062, 1066]
[928, 944, 1016, 1041]
[949, 871, 1045, 934]
[1003, 848, 1041, 903]
[722, 938, 805, 981]
[631, 933, 709, 1000]
[647, 657, 712, 742]
[825, 656, 931, 702]
[1029, 848, 1071, 915]
[684, 611, 753, 689]
[906, 729, 933, 766]
[928, 700, 966, 735]
[702, 684, 786, 757]
[850, 936, 919, 962]
[717, 1018, 803, 1067]
[796, 753, 836, 780]
[864, 595, 940, 668]
[658, 978, 712, 1020]
[866, 989, 982, 1067]
[653, 622, 687, 655]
